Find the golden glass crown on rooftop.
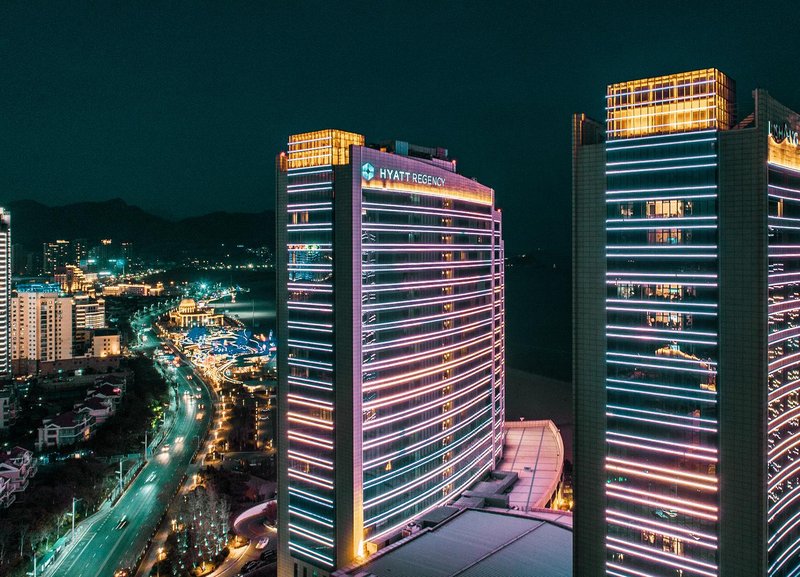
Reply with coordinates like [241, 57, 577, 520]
[286, 129, 365, 169]
[606, 68, 735, 139]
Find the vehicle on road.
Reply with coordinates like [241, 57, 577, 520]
[115, 516, 128, 530]
[255, 537, 270, 549]
[238, 560, 261, 575]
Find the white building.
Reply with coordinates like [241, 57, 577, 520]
[73, 293, 106, 329]
[11, 285, 74, 373]
[0, 209, 10, 378]
[37, 408, 95, 450]
[0, 446, 37, 495]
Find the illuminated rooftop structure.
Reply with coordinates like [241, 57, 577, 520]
[606, 68, 735, 139]
[574, 69, 800, 577]
[277, 129, 505, 577]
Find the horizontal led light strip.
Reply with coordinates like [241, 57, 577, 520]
[365, 449, 492, 528]
[607, 154, 717, 167]
[607, 163, 717, 175]
[607, 456, 717, 486]
[363, 318, 492, 352]
[607, 562, 661, 577]
[363, 420, 488, 484]
[364, 260, 492, 271]
[363, 393, 490, 451]
[288, 542, 334, 567]
[607, 351, 716, 367]
[607, 411, 717, 432]
[364, 346, 492, 391]
[607, 384, 717, 404]
[607, 184, 717, 195]
[288, 505, 334, 527]
[288, 469, 334, 490]
[606, 537, 717, 577]
[364, 439, 490, 507]
[362, 201, 492, 220]
[607, 437, 717, 463]
[363, 288, 492, 313]
[606, 513, 717, 550]
[362, 332, 491, 370]
[606, 486, 718, 521]
[363, 361, 492, 415]
[288, 486, 333, 507]
[608, 118, 718, 136]
[366, 303, 492, 330]
[364, 375, 491, 430]
[363, 408, 492, 468]
[606, 137, 718, 151]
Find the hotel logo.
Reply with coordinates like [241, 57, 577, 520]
[361, 162, 375, 181]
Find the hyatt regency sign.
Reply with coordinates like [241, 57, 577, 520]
[770, 121, 800, 147]
[361, 162, 446, 187]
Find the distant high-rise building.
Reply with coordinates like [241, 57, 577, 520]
[574, 68, 800, 576]
[73, 294, 105, 330]
[11, 284, 73, 374]
[42, 240, 72, 275]
[11, 243, 26, 276]
[120, 241, 133, 271]
[0, 209, 9, 378]
[73, 238, 89, 266]
[276, 130, 505, 576]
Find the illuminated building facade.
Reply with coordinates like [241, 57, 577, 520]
[11, 284, 74, 374]
[0, 209, 9, 378]
[574, 68, 800, 577]
[42, 239, 72, 274]
[277, 129, 505, 577]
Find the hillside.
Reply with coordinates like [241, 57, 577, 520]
[3, 198, 275, 253]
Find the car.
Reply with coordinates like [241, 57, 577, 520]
[115, 516, 128, 530]
[260, 549, 277, 562]
[238, 560, 261, 575]
[255, 537, 269, 549]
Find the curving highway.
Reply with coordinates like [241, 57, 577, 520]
[43, 308, 213, 577]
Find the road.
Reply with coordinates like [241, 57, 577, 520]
[44, 306, 213, 577]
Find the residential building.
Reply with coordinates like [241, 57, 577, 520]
[91, 328, 121, 357]
[0, 446, 38, 495]
[37, 409, 95, 450]
[74, 293, 106, 329]
[0, 209, 9, 379]
[11, 284, 73, 374]
[0, 476, 11, 508]
[0, 386, 19, 430]
[43, 239, 72, 274]
[573, 68, 800, 576]
[276, 129, 505, 576]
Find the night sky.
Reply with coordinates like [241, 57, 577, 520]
[2, 1, 798, 255]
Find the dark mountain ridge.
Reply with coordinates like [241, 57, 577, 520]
[2, 198, 274, 253]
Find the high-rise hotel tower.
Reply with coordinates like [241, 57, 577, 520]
[276, 130, 505, 577]
[574, 68, 800, 577]
[0, 209, 9, 378]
